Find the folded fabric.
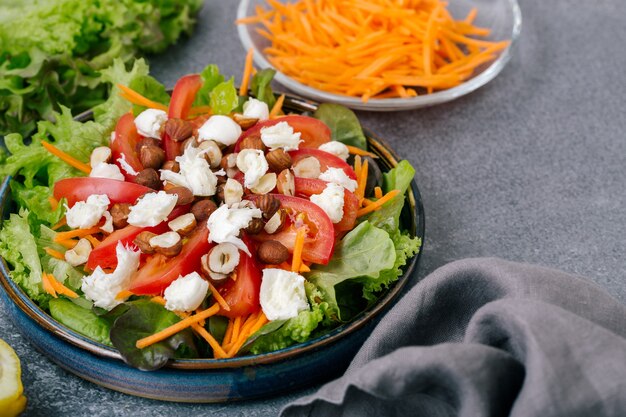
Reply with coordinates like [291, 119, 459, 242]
[282, 258, 626, 417]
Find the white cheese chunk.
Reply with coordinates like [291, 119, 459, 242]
[242, 98, 270, 121]
[318, 141, 350, 161]
[81, 243, 141, 310]
[163, 272, 209, 312]
[134, 108, 167, 139]
[260, 121, 302, 151]
[236, 149, 269, 189]
[89, 162, 125, 181]
[206, 204, 262, 256]
[65, 194, 110, 229]
[310, 182, 345, 223]
[160, 145, 222, 196]
[117, 153, 139, 176]
[100, 210, 114, 234]
[197, 115, 242, 146]
[127, 191, 177, 227]
[318, 167, 358, 193]
[260, 269, 309, 321]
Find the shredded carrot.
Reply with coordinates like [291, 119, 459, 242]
[48, 274, 78, 299]
[136, 303, 220, 349]
[209, 283, 231, 312]
[52, 217, 67, 231]
[291, 227, 306, 272]
[48, 196, 59, 211]
[84, 235, 101, 248]
[356, 159, 369, 201]
[54, 226, 101, 242]
[230, 316, 243, 348]
[239, 48, 255, 96]
[354, 155, 362, 181]
[194, 324, 228, 358]
[56, 239, 78, 249]
[238, 0, 509, 101]
[188, 105, 213, 118]
[357, 189, 401, 217]
[374, 186, 383, 199]
[41, 141, 91, 174]
[41, 273, 57, 298]
[226, 312, 268, 357]
[44, 247, 65, 260]
[222, 318, 234, 347]
[117, 84, 168, 112]
[116, 290, 134, 301]
[299, 263, 310, 273]
[346, 145, 378, 159]
[269, 94, 285, 118]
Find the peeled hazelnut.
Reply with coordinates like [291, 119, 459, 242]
[257, 194, 280, 220]
[264, 209, 286, 234]
[257, 240, 290, 265]
[276, 169, 295, 196]
[162, 160, 180, 173]
[200, 253, 229, 282]
[220, 153, 237, 171]
[224, 178, 244, 205]
[134, 168, 161, 190]
[245, 217, 265, 235]
[266, 149, 292, 172]
[134, 231, 157, 254]
[191, 199, 217, 222]
[164, 118, 194, 142]
[90, 146, 112, 167]
[207, 243, 240, 274]
[139, 145, 166, 170]
[233, 114, 259, 130]
[150, 231, 182, 257]
[197, 140, 223, 168]
[293, 156, 321, 178]
[239, 135, 266, 152]
[165, 186, 194, 205]
[64, 238, 92, 266]
[182, 137, 198, 151]
[110, 203, 131, 229]
[168, 213, 197, 236]
[250, 173, 277, 195]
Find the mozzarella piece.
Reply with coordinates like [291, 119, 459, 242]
[163, 272, 209, 312]
[197, 115, 242, 146]
[160, 146, 222, 197]
[242, 98, 270, 121]
[117, 154, 139, 176]
[318, 141, 350, 161]
[236, 149, 269, 188]
[206, 204, 262, 256]
[100, 211, 114, 234]
[134, 108, 167, 139]
[89, 162, 124, 181]
[127, 191, 177, 227]
[65, 194, 110, 229]
[260, 269, 309, 321]
[81, 243, 141, 310]
[310, 182, 345, 223]
[318, 167, 358, 193]
[260, 121, 302, 151]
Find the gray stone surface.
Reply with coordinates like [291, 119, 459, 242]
[1, 0, 625, 415]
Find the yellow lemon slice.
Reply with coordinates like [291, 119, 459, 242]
[0, 338, 27, 417]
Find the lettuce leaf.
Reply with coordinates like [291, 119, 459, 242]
[49, 298, 112, 346]
[194, 64, 225, 106]
[209, 78, 239, 115]
[313, 103, 367, 149]
[250, 68, 277, 109]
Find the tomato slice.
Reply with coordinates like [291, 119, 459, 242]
[294, 177, 358, 233]
[129, 224, 212, 295]
[248, 194, 335, 265]
[289, 148, 357, 180]
[165, 74, 203, 159]
[86, 205, 190, 271]
[234, 115, 331, 151]
[111, 113, 143, 181]
[54, 178, 152, 207]
[218, 239, 262, 318]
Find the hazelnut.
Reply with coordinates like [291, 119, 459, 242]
[215, 183, 225, 203]
[220, 153, 237, 171]
[245, 217, 265, 235]
[257, 194, 280, 220]
[182, 137, 198, 151]
[136, 137, 160, 153]
[207, 243, 240, 274]
[164, 118, 194, 142]
[293, 156, 321, 178]
[266, 149, 292, 172]
[257, 240, 290, 265]
[165, 186, 194, 205]
[162, 160, 180, 173]
[264, 209, 286, 234]
[276, 169, 295, 196]
[191, 199, 217, 223]
[197, 140, 223, 168]
[134, 168, 161, 190]
[134, 231, 157, 254]
[64, 238, 92, 266]
[233, 113, 259, 130]
[168, 213, 197, 236]
[239, 135, 266, 152]
[224, 178, 244, 205]
[110, 203, 131, 229]
[149, 231, 182, 257]
[139, 145, 166, 170]
[250, 173, 277, 195]
[200, 253, 229, 282]
[90, 146, 112, 167]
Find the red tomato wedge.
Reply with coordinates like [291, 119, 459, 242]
[54, 178, 152, 207]
[289, 148, 357, 180]
[165, 74, 203, 160]
[86, 205, 190, 271]
[234, 115, 331, 151]
[129, 224, 212, 295]
[294, 177, 358, 233]
[218, 239, 262, 318]
[111, 113, 143, 181]
[248, 194, 335, 265]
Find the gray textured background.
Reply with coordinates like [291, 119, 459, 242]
[1, 0, 625, 415]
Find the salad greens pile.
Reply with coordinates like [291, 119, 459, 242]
[0, 0, 203, 137]
[0, 59, 421, 370]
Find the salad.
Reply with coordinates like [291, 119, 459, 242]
[0, 57, 421, 371]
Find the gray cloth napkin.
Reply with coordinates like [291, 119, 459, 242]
[282, 258, 626, 417]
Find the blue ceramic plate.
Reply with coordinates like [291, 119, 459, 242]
[0, 94, 425, 402]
